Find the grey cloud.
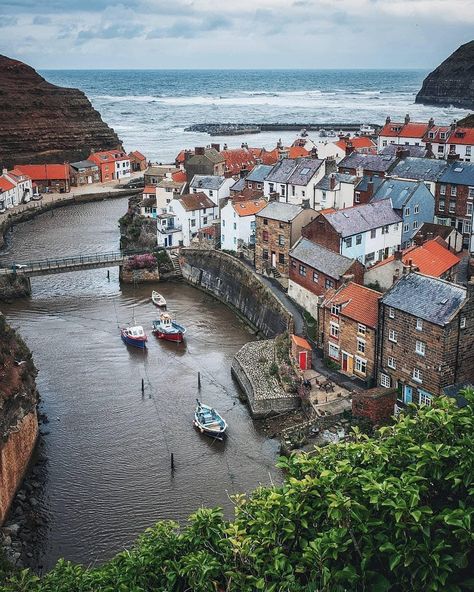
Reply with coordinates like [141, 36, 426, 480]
[33, 16, 52, 25]
[147, 15, 232, 39]
[76, 23, 145, 43]
[0, 16, 18, 27]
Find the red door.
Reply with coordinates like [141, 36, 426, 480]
[299, 351, 308, 370]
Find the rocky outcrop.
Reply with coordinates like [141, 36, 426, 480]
[415, 41, 474, 109]
[0, 316, 39, 526]
[0, 55, 122, 168]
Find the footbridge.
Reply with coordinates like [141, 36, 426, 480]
[0, 250, 145, 278]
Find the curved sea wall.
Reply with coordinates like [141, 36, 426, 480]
[180, 249, 293, 338]
[0, 316, 39, 526]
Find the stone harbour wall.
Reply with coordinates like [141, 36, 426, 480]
[180, 249, 293, 338]
[0, 274, 31, 300]
[119, 266, 160, 284]
[232, 340, 300, 418]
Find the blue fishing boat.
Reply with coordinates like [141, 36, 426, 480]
[152, 312, 186, 343]
[193, 399, 227, 440]
[120, 325, 148, 349]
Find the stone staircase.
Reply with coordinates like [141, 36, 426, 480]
[169, 252, 182, 277]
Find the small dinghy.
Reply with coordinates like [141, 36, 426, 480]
[193, 399, 227, 440]
[151, 290, 167, 308]
[121, 325, 147, 349]
[152, 312, 186, 343]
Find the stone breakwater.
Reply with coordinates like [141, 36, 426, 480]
[231, 340, 300, 418]
[180, 249, 293, 338]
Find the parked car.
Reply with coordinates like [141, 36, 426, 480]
[11, 263, 27, 270]
[32, 194, 43, 201]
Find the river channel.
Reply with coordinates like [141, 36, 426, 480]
[0, 198, 280, 570]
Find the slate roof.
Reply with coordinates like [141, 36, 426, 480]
[230, 177, 246, 193]
[371, 178, 424, 208]
[246, 164, 273, 183]
[70, 159, 98, 170]
[316, 172, 357, 191]
[266, 158, 299, 183]
[381, 273, 466, 326]
[389, 157, 448, 182]
[338, 153, 398, 173]
[187, 148, 225, 165]
[323, 199, 401, 237]
[289, 238, 356, 280]
[438, 161, 474, 186]
[379, 144, 429, 158]
[414, 222, 458, 242]
[355, 174, 385, 193]
[257, 201, 303, 222]
[190, 175, 226, 190]
[287, 158, 324, 185]
[178, 192, 216, 211]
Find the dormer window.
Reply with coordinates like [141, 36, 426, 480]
[428, 132, 435, 139]
[331, 304, 340, 316]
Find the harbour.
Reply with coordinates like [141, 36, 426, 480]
[0, 197, 281, 570]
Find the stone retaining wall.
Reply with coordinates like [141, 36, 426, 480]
[231, 340, 300, 418]
[180, 248, 293, 338]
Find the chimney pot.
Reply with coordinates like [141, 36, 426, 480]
[386, 116, 391, 125]
[195, 147, 205, 155]
[404, 114, 410, 125]
[211, 143, 220, 152]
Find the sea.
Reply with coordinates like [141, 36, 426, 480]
[40, 69, 470, 163]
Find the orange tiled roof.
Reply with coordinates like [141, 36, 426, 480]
[232, 198, 267, 217]
[291, 334, 312, 350]
[15, 164, 70, 180]
[175, 150, 187, 164]
[335, 137, 376, 153]
[88, 150, 128, 164]
[143, 185, 156, 194]
[287, 146, 310, 159]
[221, 148, 257, 176]
[373, 238, 460, 277]
[172, 170, 187, 183]
[325, 282, 382, 328]
[379, 121, 430, 139]
[0, 177, 16, 191]
[449, 127, 474, 146]
[130, 150, 146, 161]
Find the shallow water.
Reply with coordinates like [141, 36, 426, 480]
[0, 198, 280, 569]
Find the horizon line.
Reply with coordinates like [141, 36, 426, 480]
[37, 66, 429, 72]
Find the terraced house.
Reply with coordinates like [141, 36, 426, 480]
[263, 157, 325, 207]
[377, 273, 474, 409]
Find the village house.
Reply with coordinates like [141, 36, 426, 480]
[156, 211, 182, 249]
[0, 176, 16, 211]
[168, 192, 218, 247]
[353, 175, 385, 205]
[377, 115, 433, 151]
[338, 152, 398, 178]
[334, 136, 377, 157]
[184, 147, 226, 180]
[15, 163, 70, 193]
[320, 282, 382, 385]
[314, 172, 358, 210]
[364, 237, 460, 291]
[88, 150, 130, 182]
[288, 237, 365, 319]
[189, 175, 234, 207]
[0, 167, 34, 210]
[423, 122, 474, 162]
[435, 160, 474, 244]
[263, 157, 325, 207]
[220, 198, 267, 252]
[244, 164, 273, 191]
[144, 164, 180, 186]
[69, 160, 100, 186]
[140, 196, 157, 219]
[388, 156, 448, 197]
[255, 201, 316, 277]
[155, 171, 186, 210]
[413, 221, 463, 253]
[302, 199, 402, 266]
[220, 145, 257, 177]
[370, 178, 435, 248]
[251, 142, 310, 166]
[377, 273, 474, 409]
[379, 144, 433, 159]
[128, 150, 147, 172]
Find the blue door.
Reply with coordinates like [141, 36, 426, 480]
[404, 385, 412, 404]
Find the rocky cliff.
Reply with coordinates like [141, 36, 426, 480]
[415, 41, 474, 109]
[0, 55, 122, 168]
[0, 315, 39, 525]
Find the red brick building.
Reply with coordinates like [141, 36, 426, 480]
[129, 150, 147, 172]
[15, 163, 70, 193]
[352, 388, 398, 424]
[320, 282, 382, 385]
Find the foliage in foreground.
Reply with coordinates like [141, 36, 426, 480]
[2, 390, 474, 592]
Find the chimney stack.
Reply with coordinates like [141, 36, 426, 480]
[195, 147, 205, 156]
[428, 117, 435, 128]
[451, 120, 457, 132]
[404, 114, 410, 125]
[396, 147, 410, 159]
[386, 116, 391, 125]
[329, 173, 337, 190]
[325, 156, 337, 175]
[301, 198, 310, 209]
[345, 141, 355, 156]
[211, 143, 220, 152]
[342, 273, 355, 285]
[394, 250, 403, 261]
[310, 147, 319, 159]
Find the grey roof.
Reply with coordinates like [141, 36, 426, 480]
[246, 164, 273, 183]
[230, 177, 245, 192]
[381, 273, 466, 326]
[257, 201, 303, 222]
[414, 222, 458, 241]
[266, 158, 298, 183]
[372, 178, 424, 208]
[316, 172, 357, 191]
[287, 158, 324, 185]
[70, 160, 98, 170]
[190, 175, 226, 190]
[338, 153, 398, 173]
[290, 238, 356, 280]
[355, 174, 385, 193]
[323, 199, 402, 237]
[187, 148, 225, 165]
[389, 157, 448, 182]
[439, 161, 474, 185]
[380, 144, 429, 158]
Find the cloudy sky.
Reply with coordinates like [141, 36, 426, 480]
[1, 0, 473, 69]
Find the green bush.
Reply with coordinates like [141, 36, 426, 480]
[2, 390, 473, 591]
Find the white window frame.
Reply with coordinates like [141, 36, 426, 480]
[412, 368, 423, 383]
[388, 307, 395, 319]
[419, 391, 432, 406]
[460, 316, 466, 329]
[357, 338, 366, 354]
[357, 324, 366, 336]
[414, 204, 419, 214]
[355, 356, 367, 376]
[328, 343, 340, 360]
[416, 318, 423, 331]
[415, 340, 426, 356]
[389, 329, 397, 343]
[380, 373, 391, 388]
[330, 322, 339, 339]
[387, 356, 396, 369]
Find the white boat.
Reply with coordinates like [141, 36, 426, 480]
[193, 400, 227, 439]
[151, 290, 167, 308]
[359, 124, 376, 136]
